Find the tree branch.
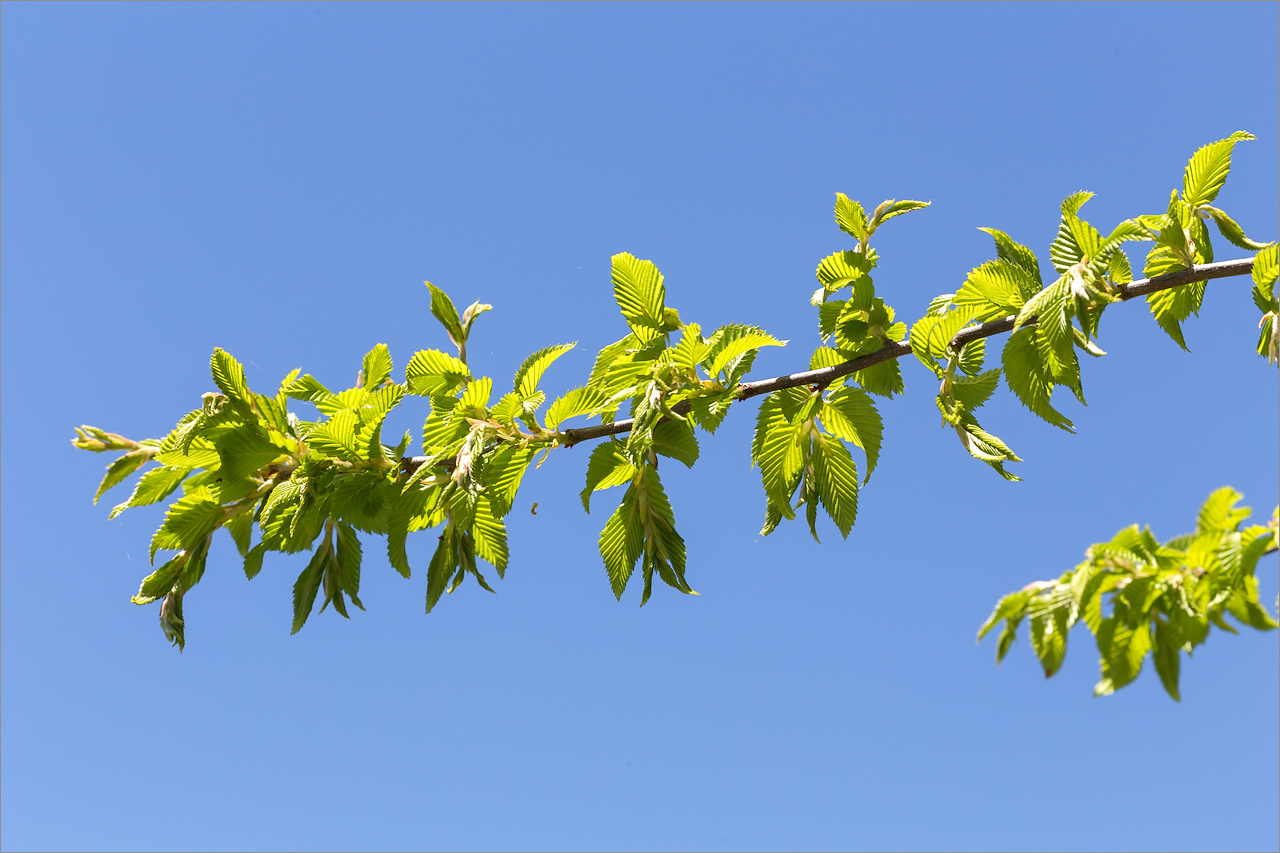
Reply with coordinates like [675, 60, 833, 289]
[407, 257, 1257, 463]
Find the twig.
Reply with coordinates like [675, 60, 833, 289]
[405, 257, 1257, 465]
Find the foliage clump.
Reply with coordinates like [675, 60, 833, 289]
[75, 134, 1277, 699]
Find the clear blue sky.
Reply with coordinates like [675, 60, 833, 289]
[2, 3, 1277, 851]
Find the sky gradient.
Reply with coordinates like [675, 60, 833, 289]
[2, 3, 1278, 851]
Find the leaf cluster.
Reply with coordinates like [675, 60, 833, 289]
[76, 134, 1276, 698]
[978, 488, 1278, 699]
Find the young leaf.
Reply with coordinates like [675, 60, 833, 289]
[1146, 280, 1205, 351]
[425, 282, 466, 348]
[581, 440, 636, 512]
[599, 487, 644, 599]
[484, 446, 535, 519]
[211, 348, 252, 404]
[686, 387, 736, 434]
[705, 331, 785, 378]
[1001, 328, 1074, 431]
[977, 227, 1043, 291]
[753, 390, 807, 520]
[811, 435, 858, 537]
[333, 520, 364, 610]
[472, 498, 509, 576]
[651, 419, 699, 468]
[1049, 192, 1094, 274]
[425, 525, 457, 614]
[1201, 206, 1272, 252]
[132, 554, 186, 605]
[546, 386, 610, 431]
[1182, 131, 1254, 209]
[93, 448, 157, 504]
[361, 344, 394, 390]
[284, 373, 338, 411]
[815, 251, 872, 292]
[150, 492, 227, 563]
[953, 260, 1032, 319]
[834, 193, 867, 242]
[611, 253, 668, 341]
[869, 198, 930, 231]
[405, 349, 470, 396]
[819, 387, 881, 482]
[291, 538, 328, 634]
[1151, 619, 1181, 701]
[514, 343, 575, 399]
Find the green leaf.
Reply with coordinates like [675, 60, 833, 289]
[599, 488, 644, 599]
[1029, 598, 1070, 678]
[306, 410, 363, 462]
[472, 497, 509, 576]
[1199, 206, 1270, 252]
[425, 282, 466, 347]
[811, 435, 858, 537]
[1095, 606, 1152, 693]
[284, 373, 338, 411]
[951, 369, 1000, 413]
[213, 425, 286, 483]
[834, 193, 867, 241]
[1142, 244, 1187, 282]
[752, 390, 807, 521]
[150, 491, 227, 562]
[581, 440, 636, 512]
[819, 387, 881, 482]
[92, 448, 155, 504]
[361, 344, 393, 390]
[242, 542, 267, 580]
[481, 445, 534, 519]
[1002, 327, 1074, 432]
[909, 304, 980, 375]
[702, 324, 781, 384]
[405, 349, 470, 396]
[1108, 248, 1133, 286]
[422, 394, 464, 453]
[852, 358, 904, 399]
[1049, 192, 1094, 274]
[977, 590, 1031, 642]
[425, 525, 457, 613]
[546, 386, 610, 431]
[706, 331, 785, 378]
[514, 343, 575, 399]
[953, 419, 1021, 480]
[815, 251, 872, 292]
[666, 323, 710, 374]
[869, 198, 930, 230]
[1196, 487, 1250, 534]
[611, 253, 668, 341]
[957, 339, 986, 377]
[1151, 619, 1181, 701]
[291, 538, 328, 634]
[686, 387, 737, 434]
[154, 434, 221, 471]
[1253, 242, 1278, 303]
[635, 464, 691, 599]
[211, 348, 252, 403]
[458, 376, 493, 413]
[132, 554, 185, 605]
[1146, 280, 1205, 351]
[1182, 131, 1254, 208]
[651, 419, 699, 468]
[977, 227, 1043, 291]
[953, 260, 1033, 319]
[333, 520, 364, 610]
[225, 509, 253, 557]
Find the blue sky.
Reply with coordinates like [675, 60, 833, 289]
[2, 3, 1277, 851]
